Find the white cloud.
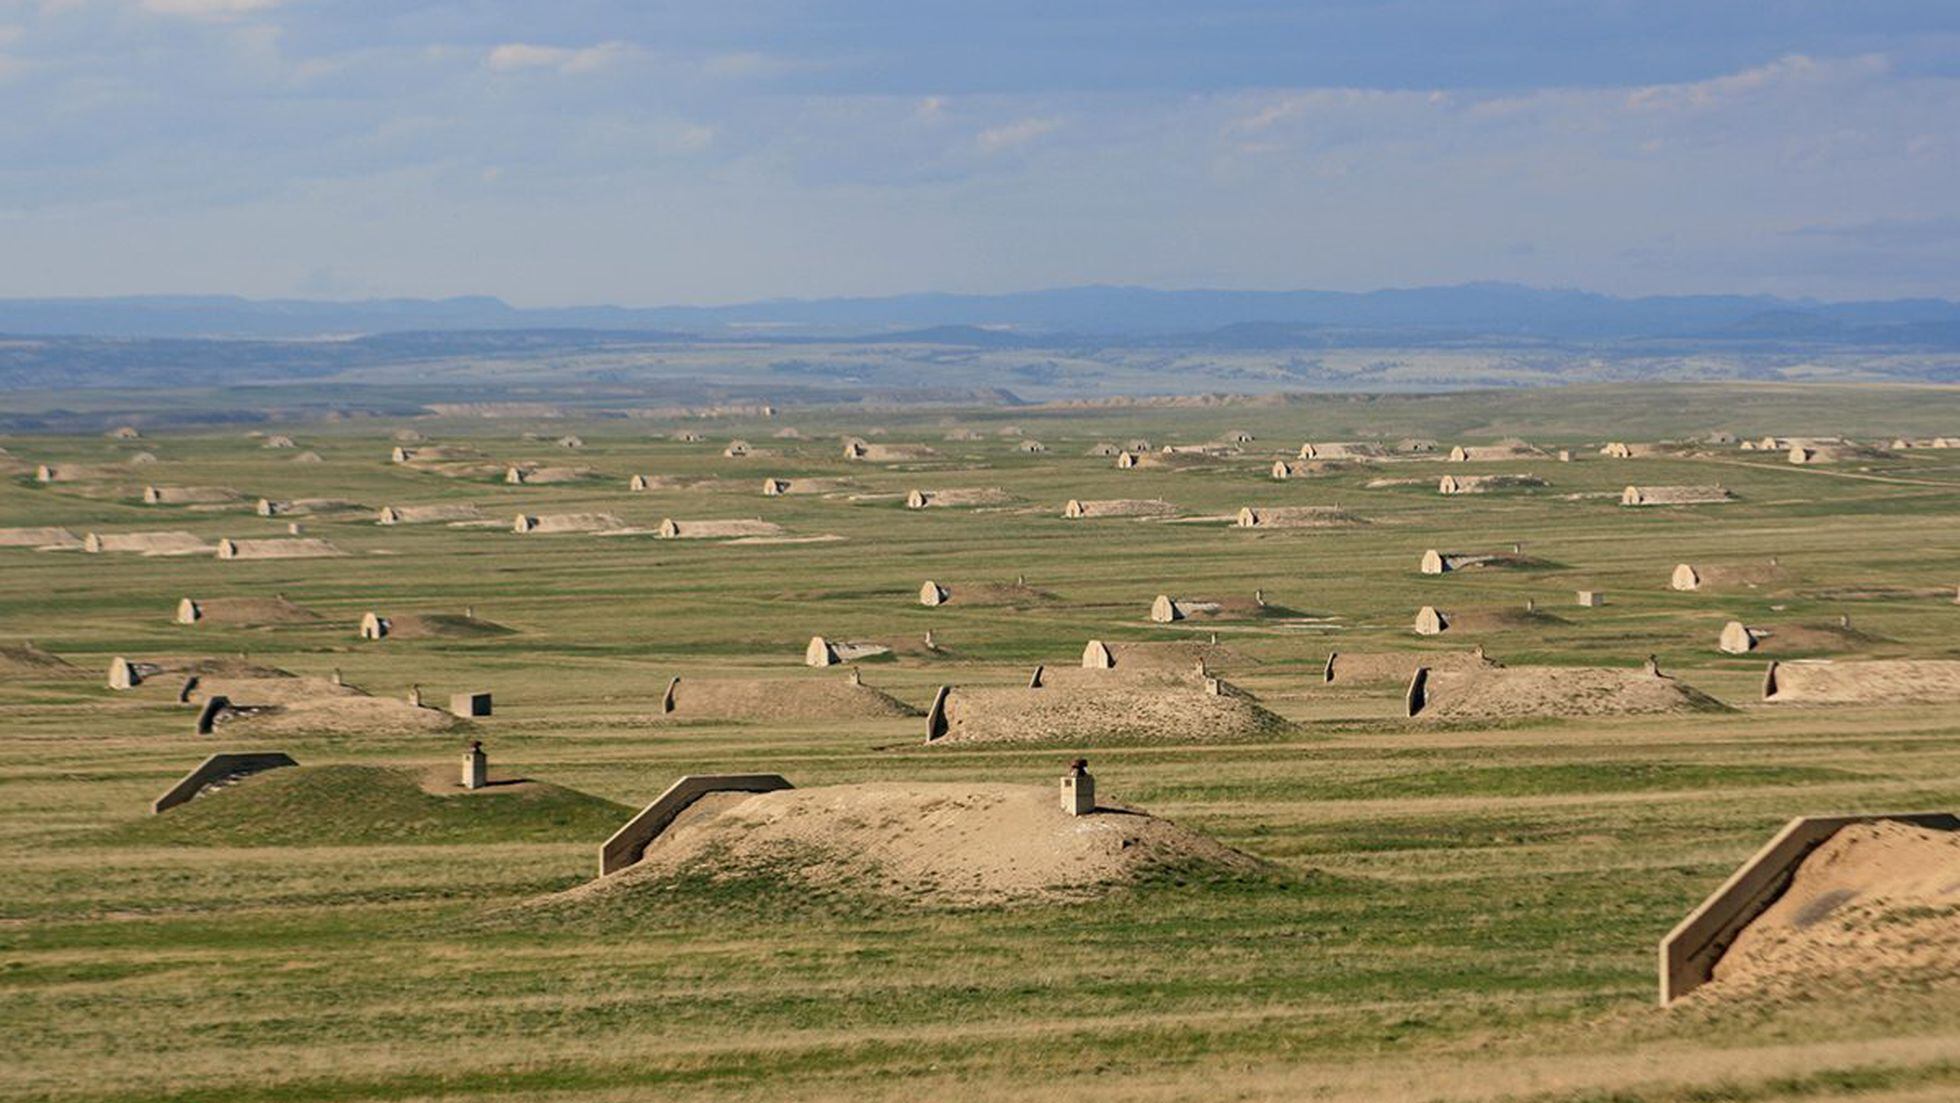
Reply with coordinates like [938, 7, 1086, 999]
[484, 41, 634, 75]
[139, 0, 282, 18]
[1625, 53, 1887, 111]
[975, 116, 1060, 153]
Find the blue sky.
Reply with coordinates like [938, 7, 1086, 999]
[1, 1, 1957, 304]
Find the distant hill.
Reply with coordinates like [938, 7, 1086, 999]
[4, 283, 1960, 341]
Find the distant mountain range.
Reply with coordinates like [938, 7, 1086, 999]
[4, 283, 1960, 343]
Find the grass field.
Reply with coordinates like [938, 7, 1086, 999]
[3, 382, 1960, 1102]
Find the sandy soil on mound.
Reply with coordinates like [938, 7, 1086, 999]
[1766, 660, 1960, 705]
[1422, 666, 1726, 721]
[0, 526, 81, 549]
[89, 531, 212, 556]
[937, 684, 1286, 744]
[580, 782, 1261, 906]
[661, 519, 783, 538]
[1064, 498, 1178, 518]
[221, 538, 344, 560]
[187, 675, 356, 706]
[909, 487, 1015, 507]
[1707, 822, 1960, 1000]
[661, 677, 921, 721]
[218, 694, 456, 735]
[383, 504, 483, 524]
[1324, 649, 1497, 685]
[521, 513, 625, 534]
[1094, 641, 1248, 673]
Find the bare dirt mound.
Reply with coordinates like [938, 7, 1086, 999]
[380, 613, 515, 640]
[1324, 648, 1498, 686]
[219, 538, 345, 560]
[380, 503, 483, 525]
[0, 642, 83, 679]
[935, 682, 1288, 745]
[660, 677, 921, 721]
[518, 513, 626, 534]
[118, 764, 627, 847]
[211, 692, 458, 736]
[1088, 640, 1248, 673]
[1063, 498, 1178, 519]
[907, 487, 1015, 508]
[85, 531, 212, 556]
[1421, 666, 1727, 722]
[188, 674, 356, 706]
[0, 526, 81, 550]
[562, 782, 1264, 908]
[178, 596, 320, 627]
[1704, 821, 1960, 1001]
[1764, 660, 1960, 706]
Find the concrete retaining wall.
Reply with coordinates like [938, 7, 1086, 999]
[152, 752, 297, 814]
[1657, 811, 1960, 1005]
[598, 773, 793, 876]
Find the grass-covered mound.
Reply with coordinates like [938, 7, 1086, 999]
[116, 764, 629, 847]
[380, 613, 516, 639]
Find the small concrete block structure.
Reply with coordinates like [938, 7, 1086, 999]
[1657, 812, 1960, 1005]
[905, 489, 931, 509]
[359, 612, 389, 640]
[1671, 563, 1702, 591]
[1081, 639, 1115, 669]
[505, 466, 528, 484]
[1576, 590, 1603, 608]
[762, 478, 788, 496]
[1150, 594, 1184, 622]
[1027, 664, 1045, 689]
[176, 598, 201, 625]
[925, 685, 951, 741]
[630, 474, 653, 491]
[599, 773, 795, 876]
[513, 514, 538, 534]
[450, 692, 492, 718]
[461, 742, 488, 790]
[920, 580, 949, 607]
[1061, 760, 1095, 816]
[1413, 606, 1450, 636]
[1419, 549, 1447, 575]
[151, 752, 297, 814]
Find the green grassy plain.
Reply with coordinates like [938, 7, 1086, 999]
[3, 382, 1960, 1102]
